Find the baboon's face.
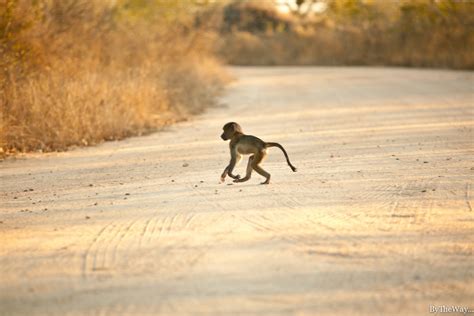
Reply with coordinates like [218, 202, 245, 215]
[221, 122, 242, 141]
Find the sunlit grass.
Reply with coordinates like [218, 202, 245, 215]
[0, 0, 228, 155]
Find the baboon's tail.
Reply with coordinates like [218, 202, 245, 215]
[265, 142, 297, 172]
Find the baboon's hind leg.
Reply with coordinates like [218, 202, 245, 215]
[234, 155, 254, 183]
[252, 152, 271, 184]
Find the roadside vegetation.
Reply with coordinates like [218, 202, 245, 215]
[217, 0, 474, 69]
[0, 0, 227, 155]
[2, 0, 472, 156]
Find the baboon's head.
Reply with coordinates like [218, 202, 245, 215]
[221, 122, 243, 141]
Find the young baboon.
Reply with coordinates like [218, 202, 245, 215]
[220, 122, 297, 184]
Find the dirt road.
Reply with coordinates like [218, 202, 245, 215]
[1, 67, 473, 315]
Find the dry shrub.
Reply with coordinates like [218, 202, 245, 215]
[217, 0, 474, 69]
[0, 0, 228, 154]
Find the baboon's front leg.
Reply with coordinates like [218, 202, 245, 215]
[234, 155, 254, 183]
[221, 154, 241, 182]
[221, 166, 241, 181]
[220, 166, 229, 182]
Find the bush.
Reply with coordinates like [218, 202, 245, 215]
[0, 0, 228, 154]
[217, 0, 474, 69]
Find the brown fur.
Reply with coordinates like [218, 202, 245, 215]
[220, 122, 297, 184]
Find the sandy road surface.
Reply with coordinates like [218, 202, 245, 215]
[1, 67, 473, 315]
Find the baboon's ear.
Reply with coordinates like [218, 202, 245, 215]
[231, 122, 242, 133]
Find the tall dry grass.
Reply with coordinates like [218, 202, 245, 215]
[0, 0, 227, 155]
[217, 1, 474, 69]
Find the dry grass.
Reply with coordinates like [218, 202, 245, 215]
[0, 0, 228, 155]
[217, 1, 474, 69]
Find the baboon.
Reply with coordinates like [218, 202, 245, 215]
[220, 122, 297, 184]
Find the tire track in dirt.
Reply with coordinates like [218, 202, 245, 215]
[465, 183, 472, 212]
[82, 222, 114, 277]
[2, 67, 473, 316]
